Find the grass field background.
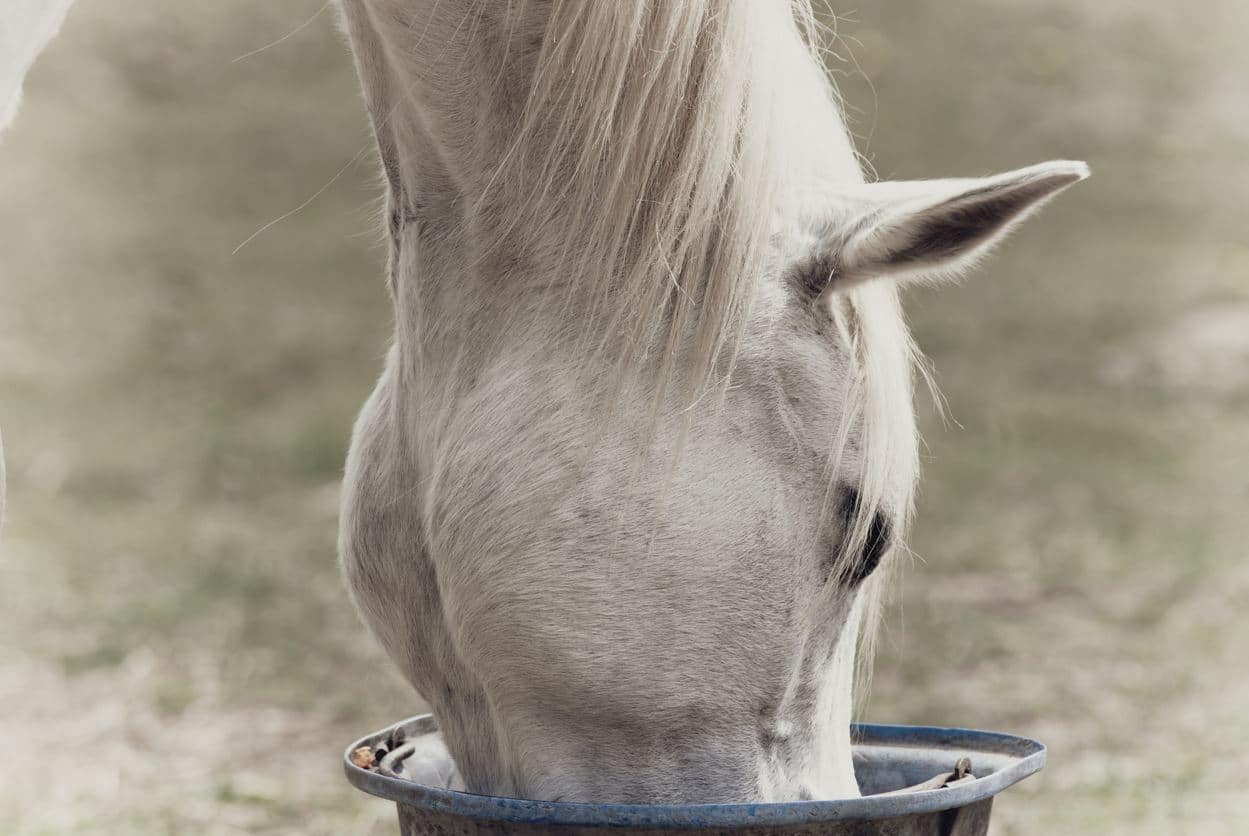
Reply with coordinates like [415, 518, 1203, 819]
[2, 1, 1246, 833]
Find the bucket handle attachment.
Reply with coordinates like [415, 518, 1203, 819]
[876, 757, 975, 796]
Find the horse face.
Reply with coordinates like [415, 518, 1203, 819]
[341, 160, 1087, 804]
[337, 0, 1087, 802]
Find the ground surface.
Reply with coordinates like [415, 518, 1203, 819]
[1, 1, 1246, 834]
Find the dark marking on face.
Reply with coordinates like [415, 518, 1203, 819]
[821, 486, 892, 587]
[852, 508, 891, 586]
[840, 486, 891, 586]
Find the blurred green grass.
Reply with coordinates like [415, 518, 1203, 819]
[1, 1, 1246, 833]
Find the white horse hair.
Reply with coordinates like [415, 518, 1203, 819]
[0, 0, 1086, 805]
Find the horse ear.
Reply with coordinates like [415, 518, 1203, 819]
[818, 160, 1089, 293]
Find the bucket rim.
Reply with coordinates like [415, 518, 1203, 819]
[344, 714, 1044, 826]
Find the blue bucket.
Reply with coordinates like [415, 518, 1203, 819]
[345, 714, 1044, 835]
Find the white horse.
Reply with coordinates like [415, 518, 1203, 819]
[2, 0, 1086, 805]
[335, 0, 1085, 804]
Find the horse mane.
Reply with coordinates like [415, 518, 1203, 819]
[496, 1, 809, 387]
[496, 0, 922, 699]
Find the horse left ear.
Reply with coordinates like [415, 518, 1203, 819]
[813, 160, 1089, 293]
